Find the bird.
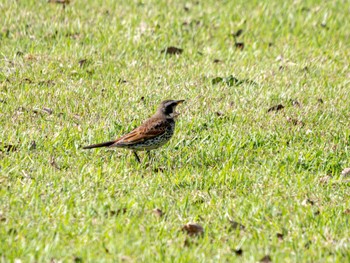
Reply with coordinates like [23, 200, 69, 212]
[83, 99, 185, 163]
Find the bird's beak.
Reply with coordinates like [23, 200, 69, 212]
[175, 100, 185, 105]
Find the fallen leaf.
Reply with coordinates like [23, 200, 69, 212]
[229, 219, 245, 231]
[260, 255, 272, 263]
[181, 223, 204, 236]
[161, 46, 183, 55]
[267, 104, 284, 113]
[341, 168, 350, 177]
[213, 59, 222, 63]
[234, 248, 243, 256]
[276, 233, 284, 241]
[78, 59, 88, 67]
[235, 42, 244, 50]
[152, 208, 163, 217]
[344, 209, 350, 215]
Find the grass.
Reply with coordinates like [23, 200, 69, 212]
[1, 0, 350, 262]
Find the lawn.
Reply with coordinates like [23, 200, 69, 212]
[1, 0, 350, 262]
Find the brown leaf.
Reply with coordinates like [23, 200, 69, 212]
[229, 219, 245, 231]
[267, 104, 284, 113]
[234, 248, 243, 256]
[341, 168, 350, 177]
[235, 42, 244, 50]
[344, 209, 350, 215]
[181, 223, 204, 236]
[260, 255, 272, 263]
[276, 233, 284, 241]
[78, 59, 88, 67]
[161, 46, 183, 55]
[213, 59, 222, 63]
[152, 208, 163, 217]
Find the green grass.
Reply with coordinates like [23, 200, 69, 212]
[1, 0, 350, 262]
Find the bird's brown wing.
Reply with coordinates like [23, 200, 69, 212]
[111, 118, 168, 146]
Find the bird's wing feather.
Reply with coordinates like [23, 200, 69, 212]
[111, 118, 168, 146]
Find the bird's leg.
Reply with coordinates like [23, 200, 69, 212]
[133, 151, 141, 163]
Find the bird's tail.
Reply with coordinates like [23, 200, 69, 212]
[82, 140, 115, 149]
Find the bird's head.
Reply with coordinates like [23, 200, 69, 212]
[158, 99, 185, 118]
